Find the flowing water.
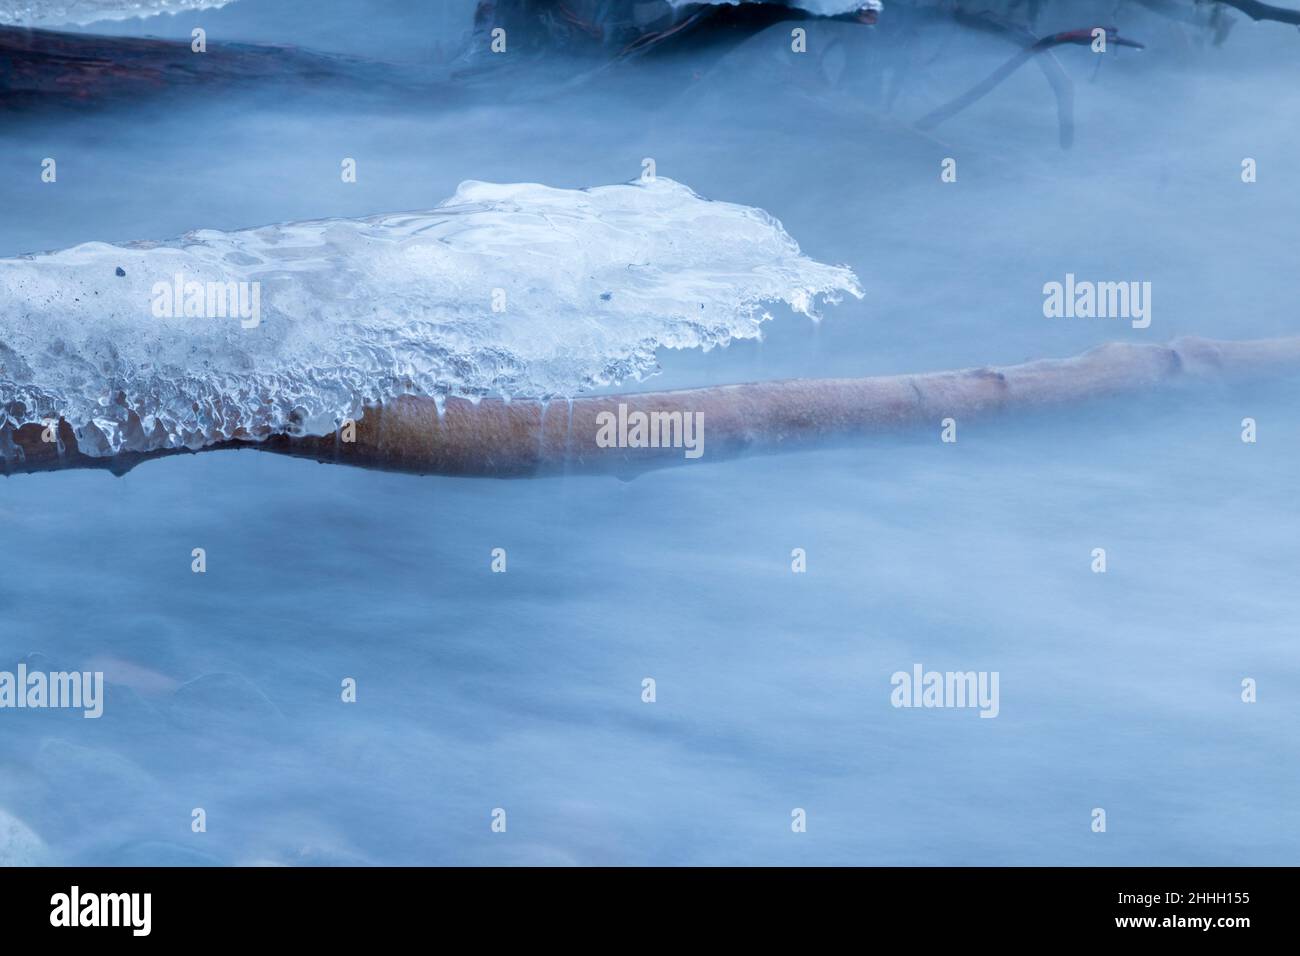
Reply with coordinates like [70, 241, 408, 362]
[1, 0, 1297, 865]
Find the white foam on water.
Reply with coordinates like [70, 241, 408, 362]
[0, 177, 861, 457]
[0, 0, 235, 26]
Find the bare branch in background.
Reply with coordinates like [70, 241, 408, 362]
[946, 9, 1078, 148]
[1209, 0, 1300, 26]
[916, 25, 1144, 143]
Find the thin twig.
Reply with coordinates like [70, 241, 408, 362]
[1209, 0, 1300, 26]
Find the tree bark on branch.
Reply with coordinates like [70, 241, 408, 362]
[5, 335, 1298, 479]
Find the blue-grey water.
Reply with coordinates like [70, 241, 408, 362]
[1, 0, 1298, 865]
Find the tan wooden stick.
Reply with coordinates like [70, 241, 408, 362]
[5, 335, 1299, 478]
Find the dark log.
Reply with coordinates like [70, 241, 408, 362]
[0, 24, 375, 108]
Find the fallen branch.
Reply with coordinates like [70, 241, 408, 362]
[6, 335, 1297, 479]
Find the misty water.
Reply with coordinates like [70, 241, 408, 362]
[1, 0, 1297, 865]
